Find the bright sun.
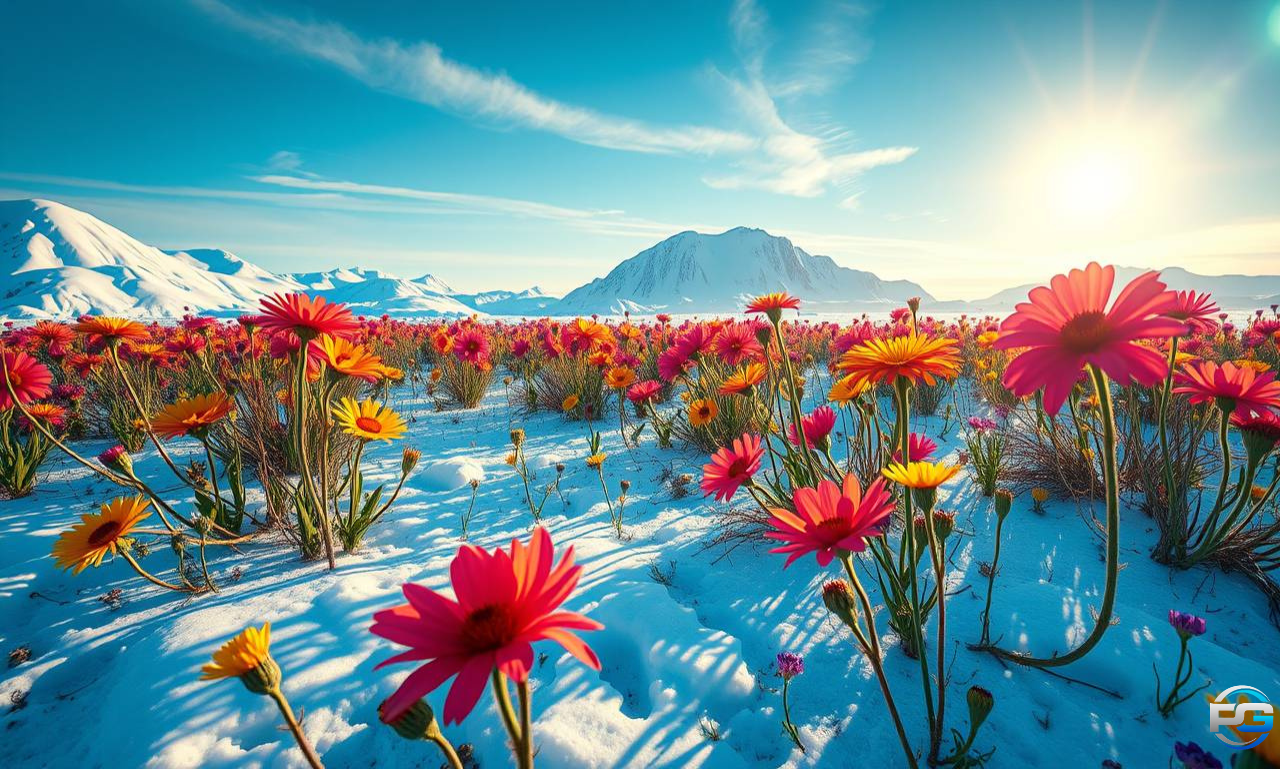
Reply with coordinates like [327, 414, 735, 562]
[1049, 137, 1137, 219]
[1007, 117, 1179, 237]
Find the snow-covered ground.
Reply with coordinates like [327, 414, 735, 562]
[1, 382, 1277, 768]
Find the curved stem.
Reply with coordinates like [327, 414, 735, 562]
[992, 364, 1119, 668]
[119, 549, 195, 592]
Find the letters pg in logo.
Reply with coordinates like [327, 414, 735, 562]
[1209, 685, 1274, 751]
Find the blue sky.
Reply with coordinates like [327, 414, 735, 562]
[2, 0, 1278, 298]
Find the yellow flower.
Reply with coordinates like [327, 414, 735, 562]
[882, 461, 963, 489]
[1031, 487, 1050, 503]
[332, 397, 407, 442]
[562, 394, 580, 412]
[838, 333, 961, 388]
[586, 452, 607, 469]
[505, 452, 519, 466]
[201, 623, 280, 695]
[976, 330, 999, 349]
[51, 496, 151, 574]
[688, 398, 718, 427]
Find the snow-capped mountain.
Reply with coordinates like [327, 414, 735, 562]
[0, 199, 302, 319]
[453, 287, 558, 316]
[0, 200, 482, 320]
[291, 267, 475, 316]
[555, 227, 933, 315]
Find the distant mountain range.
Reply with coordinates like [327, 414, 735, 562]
[1, 198, 1276, 320]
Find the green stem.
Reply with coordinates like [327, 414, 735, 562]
[992, 364, 1119, 668]
[840, 554, 919, 769]
[268, 688, 325, 769]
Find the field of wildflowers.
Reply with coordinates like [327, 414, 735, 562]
[1, 263, 1279, 768]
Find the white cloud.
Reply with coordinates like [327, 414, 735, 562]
[192, 0, 913, 202]
[192, 0, 756, 156]
[704, 0, 916, 197]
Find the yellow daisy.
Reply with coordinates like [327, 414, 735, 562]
[332, 397, 407, 442]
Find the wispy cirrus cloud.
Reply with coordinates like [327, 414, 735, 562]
[191, 0, 914, 202]
[703, 0, 916, 197]
[192, 0, 755, 157]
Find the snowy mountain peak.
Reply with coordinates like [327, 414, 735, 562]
[0, 198, 300, 319]
[554, 226, 933, 315]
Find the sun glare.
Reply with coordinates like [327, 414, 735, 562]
[1007, 117, 1178, 237]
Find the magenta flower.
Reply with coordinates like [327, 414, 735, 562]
[776, 652, 805, 680]
[1168, 610, 1206, 639]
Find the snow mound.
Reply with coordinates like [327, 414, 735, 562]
[415, 457, 486, 492]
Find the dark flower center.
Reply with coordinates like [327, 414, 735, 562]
[1058, 311, 1112, 354]
[727, 458, 750, 477]
[88, 520, 123, 547]
[461, 604, 520, 651]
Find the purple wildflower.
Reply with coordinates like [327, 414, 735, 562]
[967, 416, 998, 432]
[776, 652, 805, 680]
[1173, 741, 1222, 769]
[1168, 610, 1207, 639]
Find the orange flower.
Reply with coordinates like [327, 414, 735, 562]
[604, 366, 637, 389]
[52, 496, 151, 574]
[562, 394, 580, 412]
[719, 362, 767, 395]
[72, 316, 149, 345]
[689, 398, 718, 427]
[837, 333, 961, 388]
[316, 335, 384, 383]
[828, 374, 868, 405]
[152, 393, 235, 438]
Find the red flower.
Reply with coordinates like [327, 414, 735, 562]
[1174, 360, 1280, 417]
[766, 474, 894, 567]
[712, 323, 764, 366]
[257, 293, 360, 341]
[892, 432, 938, 463]
[995, 263, 1186, 414]
[700, 433, 763, 502]
[0, 350, 53, 409]
[745, 292, 801, 315]
[370, 528, 601, 724]
[626, 380, 662, 404]
[787, 405, 837, 448]
[452, 328, 491, 366]
[1164, 290, 1220, 335]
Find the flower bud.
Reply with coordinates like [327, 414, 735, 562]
[98, 445, 133, 474]
[510, 428, 526, 447]
[401, 448, 420, 474]
[821, 580, 859, 628]
[620, 479, 631, 494]
[931, 510, 956, 540]
[910, 485, 938, 511]
[380, 698, 445, 742]
[994, 489, 1013, 521]
[966, 685, 994, 732]
[239, 655, 283, 695]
